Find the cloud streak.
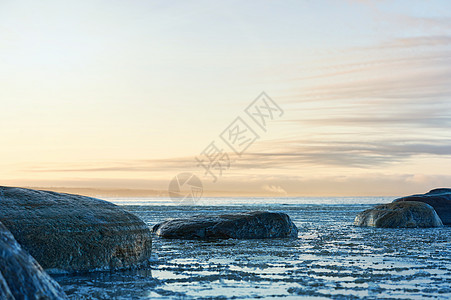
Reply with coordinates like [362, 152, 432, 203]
[24, 136, 451, 175]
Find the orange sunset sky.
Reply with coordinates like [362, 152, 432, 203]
[1, 1, 451, 197]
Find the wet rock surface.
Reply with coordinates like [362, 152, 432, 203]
[393, 188, 451, 225]
[0, 221, 67, 299]
[153, 211, 298, 239]
[354, 201, 443, 228]
[0, 186, 152, 273]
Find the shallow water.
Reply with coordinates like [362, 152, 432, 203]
[53, 197, 451, 299]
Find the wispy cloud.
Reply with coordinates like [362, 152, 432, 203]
[287, 108, 451, 129]
[262, 184, 287, 195]
[382, 35, 451, 48]
[23, 157, 197, 173]
[393, 15, 451, 31]
[286, 54, 451, 103]
[241, 138, 451, 169]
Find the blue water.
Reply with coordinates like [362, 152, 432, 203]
[53, 197, 451, 299]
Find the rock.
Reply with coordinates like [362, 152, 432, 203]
[0, 186, 152, 273]
[153, 211, 298, 239]
[0, 221, 68, 299]
[354, 201, 443, 228]
[393, 188, 451, 225]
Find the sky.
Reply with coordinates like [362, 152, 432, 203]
[1, 0, 451, 197]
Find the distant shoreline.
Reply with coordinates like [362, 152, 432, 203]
[24, 186, 398, 198]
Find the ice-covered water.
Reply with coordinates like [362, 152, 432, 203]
[53, 197, 451, 299]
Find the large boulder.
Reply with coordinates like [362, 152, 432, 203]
[354, 201, 443, 228]
[0, 186, 152, 273]
[153, 211, 298, 239]
[393, 188, 451, 225]
[0, 221, 68, 299]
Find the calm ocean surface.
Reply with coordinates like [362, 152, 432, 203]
[53, 197, 451, 299]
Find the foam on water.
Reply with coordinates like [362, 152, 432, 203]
[53, 197, 451, 299]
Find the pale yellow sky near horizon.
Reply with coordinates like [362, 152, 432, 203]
[1, 1, 451, 197]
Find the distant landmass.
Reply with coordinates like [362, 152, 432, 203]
[26, 187, 279, 198]
[27, 187, 165, 198]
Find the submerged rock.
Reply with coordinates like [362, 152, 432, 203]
[0, 221, 68, 299]
[0, 186, 152, 273]
[153, 211, 298, 239]
[393, 188, 451, 225]
[354, 201, 443, 228]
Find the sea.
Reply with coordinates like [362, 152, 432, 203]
[52, 197, 451, 299]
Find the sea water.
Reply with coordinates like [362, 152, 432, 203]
[53, 197, 451, 299]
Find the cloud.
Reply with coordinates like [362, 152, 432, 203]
[262, 184, 287, 195]
[287, 53, 451, 104]
[23, 136, 451, 175]
[382, 35, 451, 48]
[269, 29, 451, 172]
[287, 110, 451, 129]
[24, 157, 198, 173]
[393, 15, 451, 31]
